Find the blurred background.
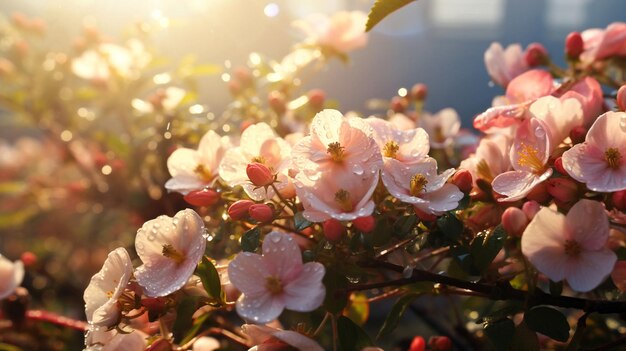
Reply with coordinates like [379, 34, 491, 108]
[0, 0, 625, 349]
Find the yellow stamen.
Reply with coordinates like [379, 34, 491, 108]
[564, 240, 582, 258]
[327, 142, 346, 163]
[106, 290, 113, 298]
[162, 244, 186, 264]
[334, 189, 354, 212]
[476, 159, 494, 182]
[194, 164, 213, 182]
[516, 143, 545, 173]
[383, 140, 400, 158]
[410, 174, 428, 196]
[605, 148, 622, 170]
[251, 155, 266, 164]
[265, 276, 283, 295]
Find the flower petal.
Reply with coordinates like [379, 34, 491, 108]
[262, 232, 303, 280]
[492, 169, 551, 202]
[236, 292, 285, 324]
[565, 249, 617, 292]
[283, 262, 325, 312]
[521, 207, 568, 282]
[565, 200, 609, 250]
[228, 252, 271, 296]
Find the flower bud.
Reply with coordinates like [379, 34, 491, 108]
[546, 178, 579, 204]
[569, 126, 587, 145]
[565, 32, 584, 59]
[390, 96, 408, 113]
[323, 219, 345, 242]
[20, 252, 37, 267]
[246, 162, 274, 187]
[522, 200, 540, 220]
[228, 200, 254, 220]
[413, 206, 437, 222]
[451, 169, 473, 193]
[612, 189, 626, 212]
[411, 83, 428, 101]
[409, 336, 426, 351]
[524, 43, 549, 67]
[553, 157, 567, 175]
[526, 181, 550, 204]
[268, 91, 286, 115]
[617, 85, 626, 112]
[429, 336, 452, 351]
[184, 188, 220, 207]
[307, 89, 326, 110]
[353, 215, 375, 233]
[248, 203, 274, 223]
[501, 207, 528, 237]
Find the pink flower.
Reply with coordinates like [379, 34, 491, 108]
[84, 248, 133, 327]
[483, 42, 529, 87]
[459, 134, 511, 184]
[165, 130, 231, 195]
[135, 209, 206, 297]
[581, 22, 626, 63]
[85, 327, 147, 351]
[242, 324, 323, 351]
[492, 118, 553, 202]
[366, 117, 429, 165]
[383, 158, 463, 215]
[293, 11, 368, 55]
[527, 96, 583, 146]
[419, 108, 461, 149]
[219, 123, 293, 201]
[521, 199, 617, 292]
[228, 232, 325, 324]
[562, 111, 626, 192]
[0, 254, 24, 300]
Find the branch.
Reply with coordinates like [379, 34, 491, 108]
[25, 310, 87, 331]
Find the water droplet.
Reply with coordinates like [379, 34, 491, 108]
[534, 127, 545, 138]
[269, 234, 282, 243]
[346, 275, 360, 284]
[352, 163, 364, 175]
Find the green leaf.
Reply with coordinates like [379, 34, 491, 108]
[377, 293, 420, 338]
[549, 280, 563, 297]
[294, 212, 313, 231]
[323, 269, 349, 314]
[196, 256, 224, 305]
[338, 315, 373, 351]
[524, 306, 570, 342]
[437, 213, 463, 242]
[241, 227, 261, 252]
[366, 0, 417, 32]
[484, 318, 515, 351]
[172, 296, 200, 342]
[470, 225, 507, 273]
[511, 321, 540, 351]
[393, 214, 417, 237]
[180, 312, 210, 345]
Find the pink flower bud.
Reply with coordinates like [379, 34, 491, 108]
[248, 203, 274, 223]
[353, 216, 375, 233]
[390, 96, 408, 113]
[501, 207, 528, 237]
[20, 252, 37, 267]
[569, 126, 587, 145]
[409, 336, 426, 351]
[617, 85, 626, 111]
[268, 91, 286, 115]
[184, 188, 220, 207]
[522, 200, 540, 220]
[411, 83, 428, 101]
[307, 89, 326, 110]
[553, 157, 567, 175]
[612, 189, 626, 212]
[565, 32, 584, 59]
[429, 336, 452, 351]
[323, 219, 345, 242]
[228, 200, 254, 220]
[246, 162, 274, 187]
[451, 169, 473, 193]
[546, 178, 579, 204]
[413, 206, 437, 222]
[524, 43, 549, 67]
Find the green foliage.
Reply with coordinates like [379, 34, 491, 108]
[393, 214, 418, 238]
[524, 306, 570, 342]
[338, 316, 373, 351]
[240, 227, 261, 252]
[470, 225, 507, 273]
[437, 213, 463, 242]
[323, 269, 349, 314]
[484, 318, 515, 351]
[172, 296, 201, 342]
[196, 256, 225, 305]
[294, 212, 313, 231]
[377, 293, 420, 338]
[366, 0, 417, 32]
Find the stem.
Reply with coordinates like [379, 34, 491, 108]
[269, 183, 297, 214]
[268, 222, 317, 243]
[313, 313, 331, 337]
[331, 314, 338, 351]
[25, 310, 87, 331]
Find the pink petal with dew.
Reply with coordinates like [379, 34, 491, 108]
[492, 169, 552, 202]
[521, 208, 568, 282]
[611, 261, 626, 291]
[505, 69, 554, 103]
[228, 253, 271, 296]
[566, 199, 609, 249]
[236, 291, 285, 324]
[198, 130, 230, 171]
[473, 102, 529, 131]
[424, 168, 456, 193]
[510, 118, 551, 173]
[529, 96, 582, 146]
[164, 176, 206, 195]
[262, 233, 303, 280]
[283, 262, 325, 312]
[484, 42, 527, 87]
[562, 143, 626, 192]
[310, 109, 344, 147]
[167, 148, 201, 178]
[135, 209, 206, 297]
[418, 183, 464, 214]
[381, 158, 435, 204]
[560, 77, 603, 128]
[239, 123, 280, 159]
[586, 112, 626, 152]
[0, 257, 23, 300]
[565, 249, 617, 292]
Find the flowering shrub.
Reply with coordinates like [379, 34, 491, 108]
[1, 5, 626, 351]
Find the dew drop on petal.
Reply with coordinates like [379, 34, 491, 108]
[534, 127, 545, 138]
